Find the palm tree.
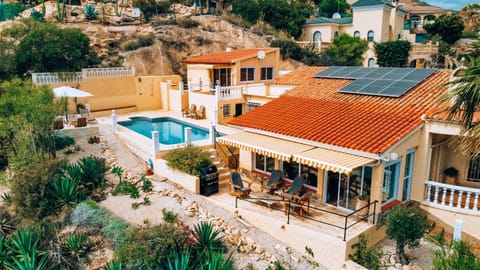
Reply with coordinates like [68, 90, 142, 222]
[442, 64, 480, 153]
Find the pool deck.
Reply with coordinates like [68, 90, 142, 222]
[97, 110, 241, 162]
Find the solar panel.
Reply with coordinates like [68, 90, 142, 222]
[314, 66, 438, 98]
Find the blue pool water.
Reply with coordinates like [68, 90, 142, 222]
[118, 117, 210, 145]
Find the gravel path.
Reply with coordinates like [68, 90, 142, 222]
[81, 122, 329, 270]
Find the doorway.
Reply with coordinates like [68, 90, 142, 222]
[234, 103, 243, 117]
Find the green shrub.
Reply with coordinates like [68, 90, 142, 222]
[87, 136, 100, 144]
[1, 192, 11, 205]
[193, 222, 225, 252]
[166, 249, 191, 270]
[141, 176, 153, 192]
[0, 3, 26, 21]
[70, 201, 107, 228]
[131, 202, 141, 209]
[114, 223, 192, 269]
[103, 218, 130, 248]
[6, 228, 49, 270]
[431, 230, 480, 270]
[386, 205, 430, 264]
[349, 234, 382, 270]
[10, 154, 60, 220]
[84, 4, 98, 20]
[54, 135, 75, 150]
[112, 181, 139, 197]
[162, 208, 178, 223]
[131, 0, 170, 20]
[199, 250, 234, 270]
[112, 166, 124, 182]
[177, 17, 199, 28]
[121, 34, 155, 51]
[105, 260, 123, 270]
[165, 145, 211, 177]
[271, 39, 304, 61]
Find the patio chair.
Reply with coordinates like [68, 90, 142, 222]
[283, 191, 311, 217]
[182, 104, 196, 117]
[187, 105, 198, 118]
[281, 175, 304, 200]
[263, 170, 282, 194]
[230, 172, 251, 197]
[195, 105, 206, 119]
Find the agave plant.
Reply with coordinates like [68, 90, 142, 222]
[199, 251, 234, 270]
[6, 229, 48, 270]
[77, 156, 109, 192]
[52, 176, 80, 209]
[84, 4, 98, 20]
[111, 166, 123, 183]
[105, 259, 123, 270]
[166, 249, 190, 270]
[61, 232, 91, 260]
[193, 222, 225, 252]
[66, 164, 82, 182]
[1, 192, 12, 205]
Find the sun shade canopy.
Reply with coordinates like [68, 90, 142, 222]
[218, 132, 377, 173]
[293, 148, 376, 174]
[217, 132, 314, 161]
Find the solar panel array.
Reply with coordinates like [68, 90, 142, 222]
[314, 67, 438, 97]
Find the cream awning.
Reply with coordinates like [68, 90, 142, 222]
[293, 148, 376, 174]
[217, 132, 314, 161]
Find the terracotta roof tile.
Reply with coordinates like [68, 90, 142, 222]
[230, 67, 452, 155]
[184, 48, 277, 65]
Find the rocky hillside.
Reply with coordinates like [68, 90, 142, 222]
[8, 3, 301, 79]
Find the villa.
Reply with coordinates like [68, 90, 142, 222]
[297, 0, 445, 68]
[216, 65, 480, 244]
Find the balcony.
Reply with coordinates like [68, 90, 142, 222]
[424, 180, 480, 215]
[295, 40, 331, 51]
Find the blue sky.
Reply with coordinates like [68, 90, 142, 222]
[423, 0, 476, 10]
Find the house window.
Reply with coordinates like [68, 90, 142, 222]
[402, 150, 415, 201]
[353, 31, 360, 38]
[368, 58, 375, 67]
[254, 153, 275, 173]
[213, 68, 231, 86]
[240, 68, 255, 82]
[260, 67, 274, 81]
[247, 102, 261, 111]
[367, 30, 374, 42]
[313, 31, 321, 41]
[222, 104, 231, 117]
[281, 161, 318, 188]
[467, 155, 480, 182]
[383, 160, 400, 203]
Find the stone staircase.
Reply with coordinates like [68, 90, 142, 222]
[208, 148, 232, 188]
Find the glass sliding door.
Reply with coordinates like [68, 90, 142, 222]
[213, 68, 231, 86]
[281, 161, 318, 189]
[325, 167, 372, 211]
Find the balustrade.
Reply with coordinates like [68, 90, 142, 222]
[424, 180, 480, 215]
[32, 67, 135, 85]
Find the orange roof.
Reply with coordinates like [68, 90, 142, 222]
[184, 48, 277, 65]
[229, 66, 452, 155]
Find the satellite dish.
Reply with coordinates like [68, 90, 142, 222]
[132, 8, 141, 17]
[257, 50, 266, 60]
[332, 12, 341, 19]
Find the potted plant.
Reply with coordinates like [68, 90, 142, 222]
[356, 193, 369, 219]
[443, 167, 459, 185]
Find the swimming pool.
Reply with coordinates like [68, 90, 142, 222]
[118, 117, 210, 145]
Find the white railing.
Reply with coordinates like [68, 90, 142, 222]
[424, 180, 480, 215]
[82, 67, 135, 78]
[32, 67, 136, 85]
[32, 72, 83, 85]
[188, 81, 214, 92]
[218, 85, 243, 100]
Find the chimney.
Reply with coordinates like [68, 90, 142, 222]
[226, 47, 232, 52]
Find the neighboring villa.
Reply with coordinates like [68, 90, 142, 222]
[183, 48, 296, 124]
[297, 0, 445, 68]
[217, 65, 480, 239]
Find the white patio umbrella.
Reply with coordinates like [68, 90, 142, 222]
[53, 86, 93, 123]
